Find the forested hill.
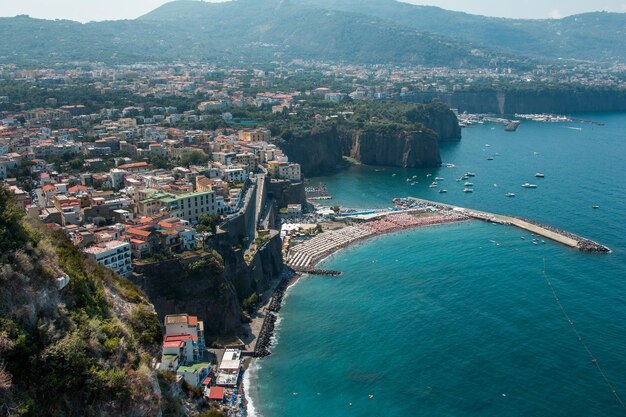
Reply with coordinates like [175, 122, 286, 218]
[293, 0, 626, 63]
[0, 0, 624, 66]
[0, 0, 501, 67]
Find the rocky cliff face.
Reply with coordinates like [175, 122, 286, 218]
[280, 126, 444, 175]
[278, 127, 345, 176]
[341, 129, 442, 168]
[132, 234, 284, 338]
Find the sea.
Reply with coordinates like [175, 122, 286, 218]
[247, 113, 626, 417]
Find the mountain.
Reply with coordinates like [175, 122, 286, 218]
[295, 0, 626, 63]
[0, 0, 501, 67]
[0, 0, 623, 66]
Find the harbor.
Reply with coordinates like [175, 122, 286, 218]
[393, 197, 611, 253]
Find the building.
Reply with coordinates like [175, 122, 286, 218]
[215, 349, 242, 387]
[268, 161, 301, 181]
[159, 191, 217, 224]
[177, 362, 211, 387]
[83, 240, 132, 276]
[164, 313, 206, 362]
[238, 128, 270, 142]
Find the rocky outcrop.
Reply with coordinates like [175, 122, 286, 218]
[132, 252, 243, 335]
[280, 126, 444, 176]
[132, 234, 285, 338]
[278, 127, 345, 176]
[340, 129, 442, 168]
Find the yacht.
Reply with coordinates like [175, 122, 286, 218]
[521, 183, 537, 188]
[463, 182, 473, 186]
[506, 193, 516, 197]
[535, 173, 545, 178]
[463, 188, 473, 193]
[439, 189, 448, 194]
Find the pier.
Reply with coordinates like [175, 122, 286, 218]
[394, 197, 611, 253]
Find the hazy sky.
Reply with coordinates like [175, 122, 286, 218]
[0, 0, 624, 22]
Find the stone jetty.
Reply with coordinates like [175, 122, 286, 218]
[394, 197, 611, 253]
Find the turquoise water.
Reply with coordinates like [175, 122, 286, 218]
[249, 114, 626, 417]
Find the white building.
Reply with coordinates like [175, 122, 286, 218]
[83, 240, 132, 276]
[216, 349, 242, 387]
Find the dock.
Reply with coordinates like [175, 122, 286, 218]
[394, 197, 611, 253]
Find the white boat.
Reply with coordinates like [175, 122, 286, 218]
[464, 182, 473, 186]
[506, 193, 516, 197]
[463, 188, 473, 193]
[426, 174, 432, 177]
[435, 177, 444, 181]
[487, 157, 494, 160]
[406, 178, 411, 182]
[439, 189, 448, 193]
[535, 173, 545, 178]
[429, 182, 438, 188]
[466, 172, 476, 177]
[592, 205, 600, 209]
[521, 183, 537, 188]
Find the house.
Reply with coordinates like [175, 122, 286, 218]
[83, 240, 132, 276]
[177, 362, 211, 387]
[215, 349, 242, 387]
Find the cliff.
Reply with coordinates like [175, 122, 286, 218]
[340, 128, 442, 168]
[278, 127, 345, 176]
[132, 233, 284, 339]
[280, 126, 443, 176]
[404, 89, 626, 114]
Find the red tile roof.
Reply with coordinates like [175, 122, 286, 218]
[163, 340, 185, 349]
[208, 386, 224, 401]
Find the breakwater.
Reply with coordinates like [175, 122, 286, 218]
[394, 197, 611, 253]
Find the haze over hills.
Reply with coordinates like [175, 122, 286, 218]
[0, 0, 624, 65]
[296, 0, 626, 63]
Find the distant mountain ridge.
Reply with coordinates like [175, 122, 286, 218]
[0, 0, 624, 65]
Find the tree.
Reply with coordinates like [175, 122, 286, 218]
[0, 187, 28, 259]
[195, 214, 220, 234]
[180, 151, 209, 167]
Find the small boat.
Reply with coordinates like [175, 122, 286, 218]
[592, 205, 600, 209]
[406, 178, 411, 182]
[368, 394, 374, 399]
[392, 173, 396, 177]
[506, 193, 516, 197]
[466, 172, 476, 177]
[439, 189, 448, 193]
[533, 241, 538, 245]
[411, 182, 417, 185]
[435, 177, 444, 181]
[461, 175, 469, 180]
[464, 182, 473, 186]
[520, 237, 526, 240]
[456, 178, 462, 182]
[463, 188, 473, 193]
[521, 183, 537, 188]
[535, 173, 545, 178]
[412, 175, 418, 179]
[446, 163, 455, 168]
[426, 174, 432, 177]
[485, 144, 491, 147]
[487, 157, 494, 160]
[429, 182, 438, 188]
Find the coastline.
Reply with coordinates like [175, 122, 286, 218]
[240, 214, 469, 417]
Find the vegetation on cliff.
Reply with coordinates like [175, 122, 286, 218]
[0, 188, 161, 417]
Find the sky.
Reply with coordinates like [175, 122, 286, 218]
[0, 0, 624, 22]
